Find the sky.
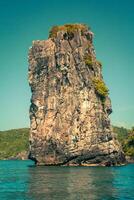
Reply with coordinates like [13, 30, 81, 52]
[0, 0, 134, 130]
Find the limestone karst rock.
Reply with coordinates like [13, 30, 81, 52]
[28, 24, 125, 166]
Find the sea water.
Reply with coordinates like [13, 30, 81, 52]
[0, 160, 134, 200]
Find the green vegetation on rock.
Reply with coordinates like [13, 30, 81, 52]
[0, 128, 29, 159]
[49, 24, 88, 38]
[84, 54, 94, 67]
[92, 78, 109, 99]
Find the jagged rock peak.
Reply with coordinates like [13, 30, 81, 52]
[28, 23, 126, 166]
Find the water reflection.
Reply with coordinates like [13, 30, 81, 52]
[27, 166, 117, 200]
[0, 161, 133, 200]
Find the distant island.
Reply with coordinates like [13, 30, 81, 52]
[0, 127, 134, 162]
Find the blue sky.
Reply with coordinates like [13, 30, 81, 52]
[0, 0, 134, 130]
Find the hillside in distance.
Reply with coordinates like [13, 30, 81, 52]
[113, 126, 134, 159]
[0, 128, 29, 160]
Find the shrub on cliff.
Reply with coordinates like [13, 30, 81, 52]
[93, 78, 109, 98]
[49, 24, 88, 38]
[84, 54, 94, 67]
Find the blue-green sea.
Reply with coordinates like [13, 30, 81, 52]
[0, 160, 134, 200]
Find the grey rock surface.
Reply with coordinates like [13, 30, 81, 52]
[28, 24, 125, 166]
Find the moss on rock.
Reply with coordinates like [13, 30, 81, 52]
[93, 78, 109, 99]
[84, 54, 94, 67]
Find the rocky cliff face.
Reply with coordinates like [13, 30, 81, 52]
[28, 24, 125, 166]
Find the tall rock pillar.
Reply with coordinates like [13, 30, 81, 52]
[28, 24, 125, 166]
